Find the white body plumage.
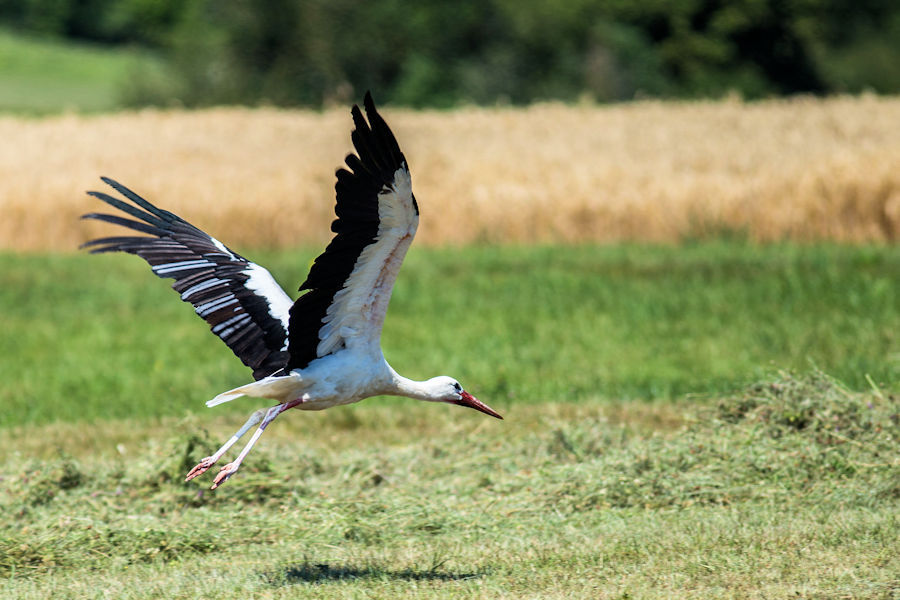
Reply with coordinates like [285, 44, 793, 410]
[81, 93, 501, 490]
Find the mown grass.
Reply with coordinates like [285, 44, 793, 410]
[0, 28, 162, 114]
[0, 371, 897, 598]
[3, 242, 900, 427]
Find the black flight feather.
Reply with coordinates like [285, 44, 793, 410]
[81, 178, 290, 380]
[286, 92, 411, 371]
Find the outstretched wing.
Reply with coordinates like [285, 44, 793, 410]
[81, 178, 292, 380]
[286, 92, 418, 371]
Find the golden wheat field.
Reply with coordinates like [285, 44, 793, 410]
[1, 94, 899, 250]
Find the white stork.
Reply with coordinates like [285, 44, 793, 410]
[81, 92, 502, 489]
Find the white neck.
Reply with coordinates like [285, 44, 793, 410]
[388, 372, 443, 402]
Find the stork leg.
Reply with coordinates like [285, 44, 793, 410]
[185, 407, 266, 482]
[210, 399, 301, 490]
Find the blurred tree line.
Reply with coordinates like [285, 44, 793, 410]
[1, 0, 899, 107]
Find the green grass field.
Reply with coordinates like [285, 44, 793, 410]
[2, 243, 899, 597]
[2, 243, 900, 426]
[0, 28, 163, 113]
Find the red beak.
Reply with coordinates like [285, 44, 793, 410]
[456, 391, 503, 419]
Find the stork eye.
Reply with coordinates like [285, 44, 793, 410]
[453, 383, 462, 392]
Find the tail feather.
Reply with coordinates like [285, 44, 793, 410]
[207, 373, 304, 407]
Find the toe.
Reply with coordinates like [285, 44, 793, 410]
[185, 457, 214, 482]
[210, 463, 236, 490]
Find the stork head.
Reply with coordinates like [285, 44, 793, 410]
[427, 376, 503, 419]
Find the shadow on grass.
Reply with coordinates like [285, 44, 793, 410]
[263, 561, 485, 585]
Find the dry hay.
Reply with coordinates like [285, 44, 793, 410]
[1, 94, 899, 250]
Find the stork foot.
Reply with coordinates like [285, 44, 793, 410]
[210, 462, 240, 490]
[185, 456, 217, 482]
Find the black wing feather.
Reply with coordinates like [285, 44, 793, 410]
[81, 178, 291, 380]
[286, 91, 412, 371]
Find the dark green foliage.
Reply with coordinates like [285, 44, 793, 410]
[147, 0, 832, 106]
[2, 0, 900, 108]
[0, 0, 183, 46]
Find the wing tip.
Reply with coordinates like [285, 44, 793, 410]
[98, 176, 129, 197]
[352, 90, 379, 128]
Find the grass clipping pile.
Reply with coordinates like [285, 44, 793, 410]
[1, 372, 898, 576]
[547, 370, 899, 511]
